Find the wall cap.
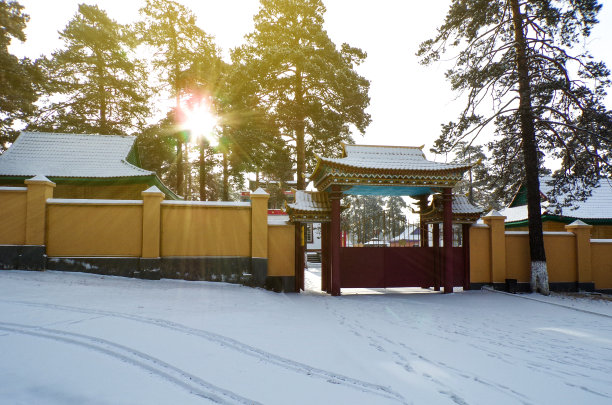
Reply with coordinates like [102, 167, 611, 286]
[24, 174, 56, 187]
[142, 185, 165, 198]
[47, 198, 143, 205]
[483, 209, 506, 219]
[565, 219, 593, 230]
[0, 186, 27, 192]
[250, 188, 269, 197]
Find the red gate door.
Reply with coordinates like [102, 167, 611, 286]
[384, 247, 435, 287]
[339, 247, 464, 289]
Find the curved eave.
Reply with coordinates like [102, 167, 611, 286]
[315, 159, 473, 176]
[285, 207, 332, 223]
[308, 155, 324, 186]
[313, 173, 465, 193]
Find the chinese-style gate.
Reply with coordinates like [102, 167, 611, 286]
[286, 144, 480, 296]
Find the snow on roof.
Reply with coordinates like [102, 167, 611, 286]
[318, 144, 471, 172]
[503, 179, 612, 222]
[0, 131, 153, 179]
[287, 190, 331, 212]
[548, 180, 612, 219]
[499, 205, 546, 223]
[452, 195, 482, 214]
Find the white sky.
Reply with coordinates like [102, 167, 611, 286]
[9, 0, 612, 158]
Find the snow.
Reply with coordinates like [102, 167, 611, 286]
[318, 144, 471, 172]
[288, 190, 331, 212]
[501, 178, 612, 222]
[1, 269, 611, 405]
[161, 201, 251, 207]
[0, 186, 26, 191]
[450, 195, 482, 214]
[0, 131, 152, 178]
[47, 199, 143, 205]
[268, 215, 290, 225]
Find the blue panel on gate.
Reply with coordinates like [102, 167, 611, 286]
[343, 185, 432, 196]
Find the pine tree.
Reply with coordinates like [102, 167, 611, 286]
[234, 0, 371, 189]
[35, 4, 149, 135]
[418, 0, 612, 294]
[0, 0, 39, 150]
[138, 0, 221, 196]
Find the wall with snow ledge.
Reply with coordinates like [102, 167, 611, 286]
[470, 214, 612, 292]
[0, 183, 297, 292]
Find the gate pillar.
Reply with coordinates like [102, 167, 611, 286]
[321, 222, 331, 293]
[442, 188, 454, 293]
[330, 187, 342, 296]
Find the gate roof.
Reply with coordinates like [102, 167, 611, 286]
[310, 144, 473, 196]
[420, 194, 483, 224]
[285, 190, 332, 222]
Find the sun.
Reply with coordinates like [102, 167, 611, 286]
[180, 99, 219, 147]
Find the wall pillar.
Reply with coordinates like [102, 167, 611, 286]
[23, 175, 55, 270]
[25, 175, 55, 246]
[330, 187, 342, 296]
[139, 186, 165, 279]
[565, 220, 594, 291]
[250, 188, 269, 287]
[483, 210, 507, 286]
[442, 188, 453, 293]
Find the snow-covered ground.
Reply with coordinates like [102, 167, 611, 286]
[1, 268, 611, 405]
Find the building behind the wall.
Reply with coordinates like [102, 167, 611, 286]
[501, 177, 612, 239]
[0, 131, 178, 200]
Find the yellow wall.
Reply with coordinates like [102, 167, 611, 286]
[0, 188, 27, 244]
[544, 234, 576, 282]
[268, 224, 295, 277]
[505, 233, 530, 282]
[46, 203, 143, 257]
[160, 204, 250, 257]
[592, 242, 612, 289]
[469, 225, 491, 283]
[54, 183, 149, 200]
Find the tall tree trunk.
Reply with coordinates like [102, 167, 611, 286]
[176, 137, 183, 196]
[510, 0, 550, 295]
[95, 51, 108, 134]
[199, 142, 207, 201]
[174, 59, 183, 197]
[295, 66, 306, 190]
[222, 151, 230, 201]
[186, 157, 192, 200]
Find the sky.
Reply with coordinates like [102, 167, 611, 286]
[9, 0, 612, 162]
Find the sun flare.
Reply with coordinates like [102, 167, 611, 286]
[180, 99, 219, 147]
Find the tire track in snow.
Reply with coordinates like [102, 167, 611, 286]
[0, 299, 406, 404]
[331, 307, 537, 405]
[0, 321, 259, 405]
